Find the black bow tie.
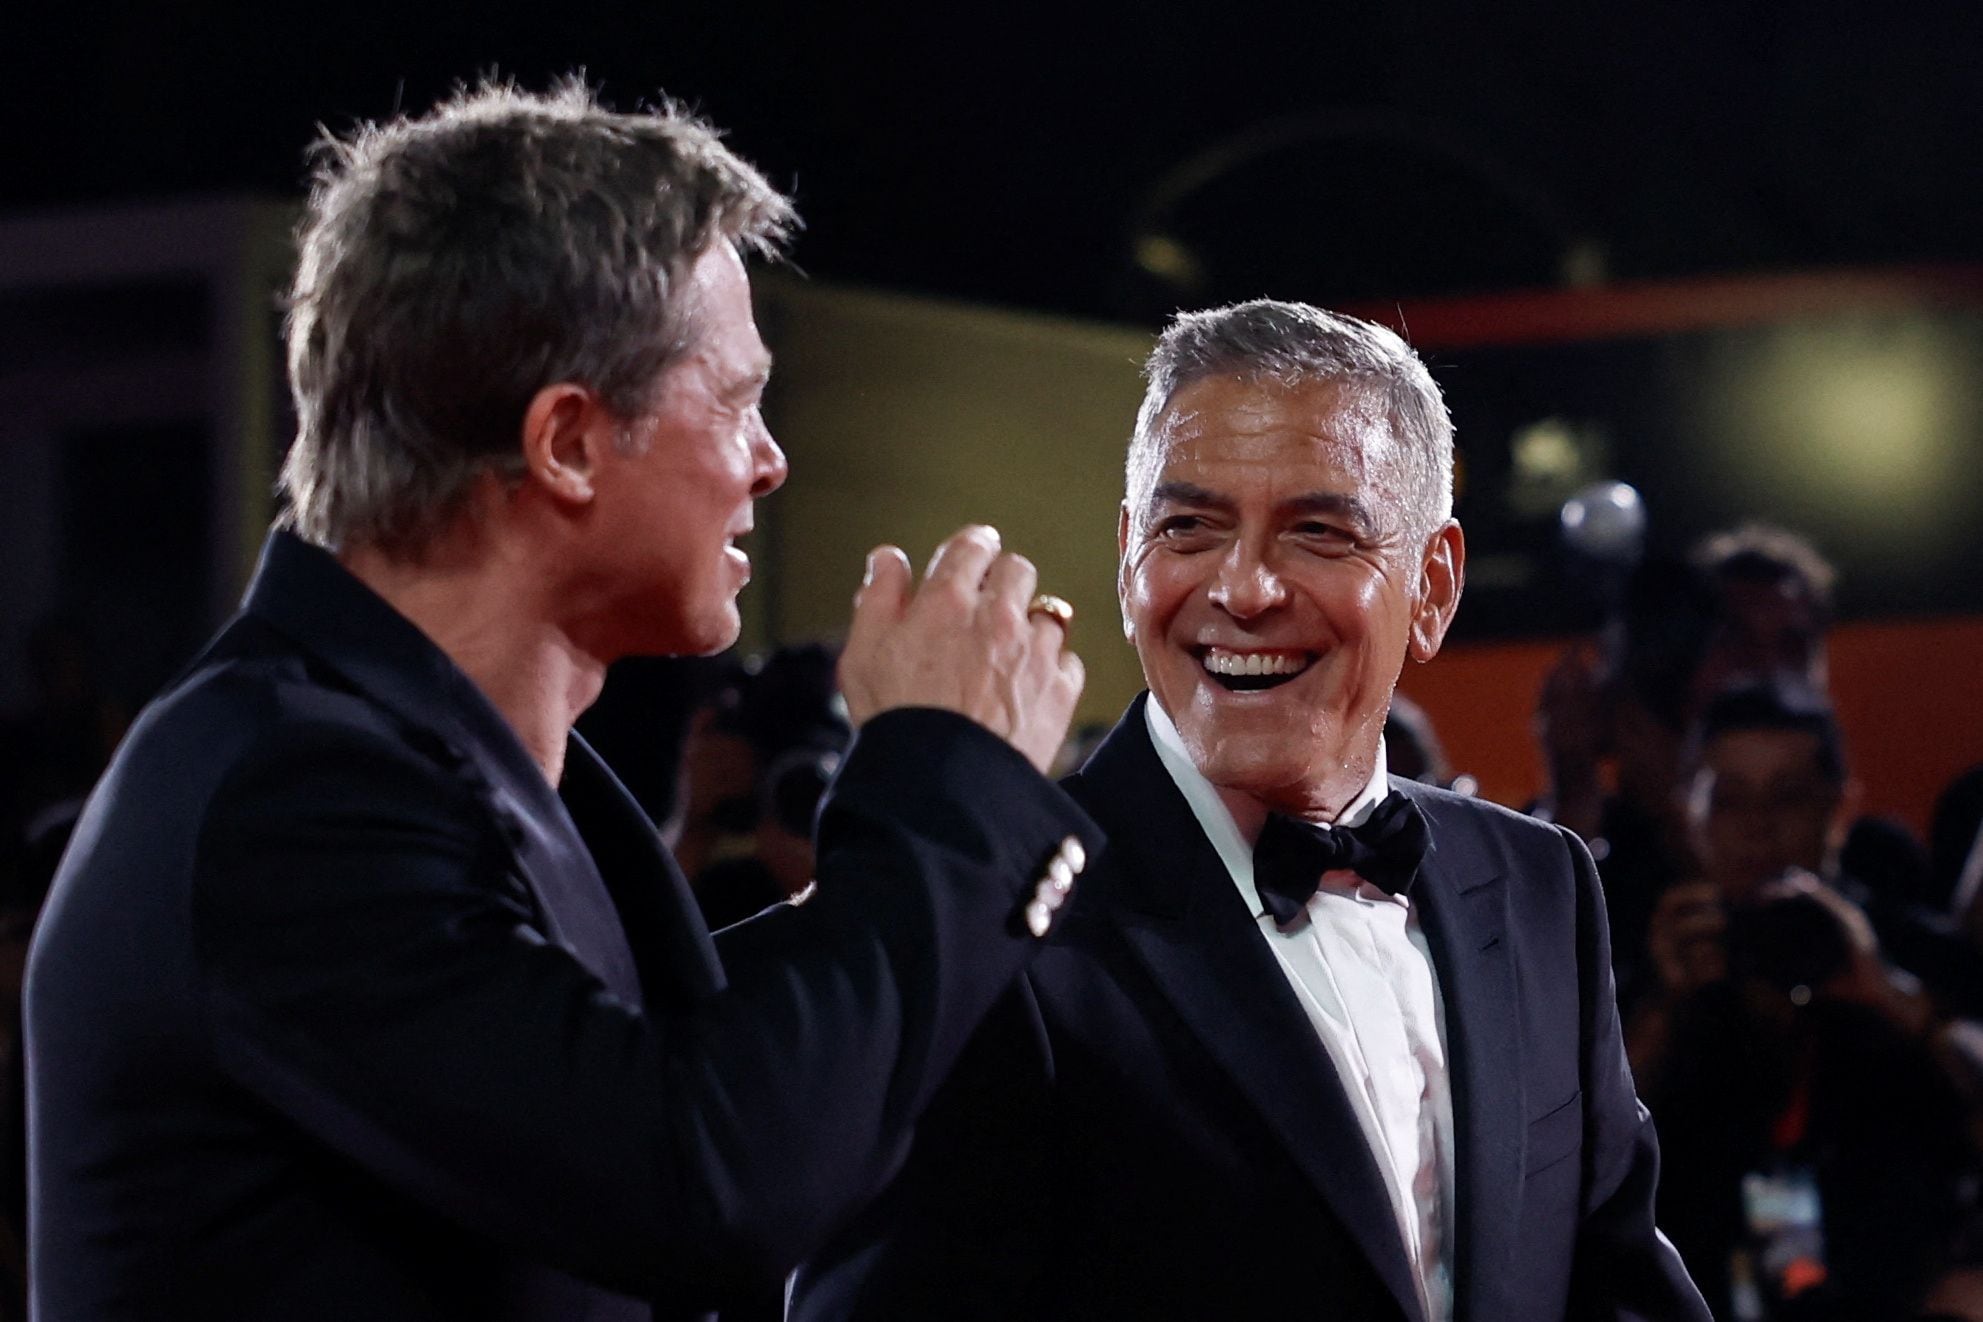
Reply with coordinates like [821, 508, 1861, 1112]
[1252, 791, 1429, 926]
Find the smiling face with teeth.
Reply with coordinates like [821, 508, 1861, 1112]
[1118, 374, 1464, 819]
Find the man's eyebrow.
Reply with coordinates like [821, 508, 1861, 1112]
[1147, 484, 1378, 529]
[1285, 491, 1377, 528]
[726, 355, 774, 398]
[1148, 480, 1227, 508]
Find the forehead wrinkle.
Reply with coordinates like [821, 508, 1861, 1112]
[1170, 379, 1395, 463]
[1129, 376, 1412, 526]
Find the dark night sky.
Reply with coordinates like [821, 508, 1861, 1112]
[5, 1, 1981, 320]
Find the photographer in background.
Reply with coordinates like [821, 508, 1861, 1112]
[677, 644, 851, 930]
[1630, 681, 1982, 1319]
[1688, 525, 1835, 705]
[1634, 683, 1981, 1047]
[1536, 524, 1858, 998]
[1534, 558, 1721, 989]
[1642, 883, 1974, 1320]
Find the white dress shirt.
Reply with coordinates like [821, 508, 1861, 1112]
[1146, 699, 1456, 1322]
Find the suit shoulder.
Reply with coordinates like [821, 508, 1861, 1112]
[89, 623, 477, 874]
[1398, 778, 1561, 841]
[127, 636, 415, 783]
[1398, 779, 1591, 893]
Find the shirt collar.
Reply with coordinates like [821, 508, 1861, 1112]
[1143, 694, 1392, 905]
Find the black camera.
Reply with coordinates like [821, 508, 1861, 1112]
[1725, 890, 1853, 1001]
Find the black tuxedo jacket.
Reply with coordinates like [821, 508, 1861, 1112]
[25, 532, 1099, 1322]
[793, 695, 1709, 1321]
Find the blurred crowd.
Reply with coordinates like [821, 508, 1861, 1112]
[1530, 524, 1983, 1322]
[653, 643, 851, 932]
[4, 521, 1981, 1321]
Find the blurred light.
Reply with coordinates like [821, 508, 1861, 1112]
[1508, 416, 1605, 517]
[1513, 418, 1581, 483]
[1131, 233, 1206, 290]
[1780, 345, 1951, 495]
[1727, 320, 1972, 530]
[1559, 240, 1609, 289]
[1559, 480, 1647, 564]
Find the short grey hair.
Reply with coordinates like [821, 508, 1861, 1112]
[1128, 300, 1454, 536]
[279, 76, 796, 552]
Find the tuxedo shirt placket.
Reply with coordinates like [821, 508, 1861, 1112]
[1295, 888, 1453, 1320]
[1145, 701, 1455, 1322]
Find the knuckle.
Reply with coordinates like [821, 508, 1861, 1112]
[929, 576, 977, 614]
[984, 595, 1027, 638]
[1000, 551, 1038, 583]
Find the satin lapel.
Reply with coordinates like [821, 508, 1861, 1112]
[1402, 784, 1522, 1322]
[239, 536, 650, 1008]
[1068, 700, 1426, 1322]
[560, 734, 724, 1005]
[475, 756, 648, 1010]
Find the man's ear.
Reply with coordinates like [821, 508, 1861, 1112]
[1117, 500, 1135, 643]
[1408, 520, 1465, 663]
[519, 383, 613, 506]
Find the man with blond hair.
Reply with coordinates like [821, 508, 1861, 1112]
[27, 81, 1094, 1320]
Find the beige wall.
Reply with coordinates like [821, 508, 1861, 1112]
[753, 274, 1155, 728]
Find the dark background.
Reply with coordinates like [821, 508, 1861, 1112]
[5, 0, 1980, 319]
[3, 0, 1980, 699]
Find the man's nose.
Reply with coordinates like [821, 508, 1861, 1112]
[750, 416, 788, 498]
[1207, 540, 1288, 619]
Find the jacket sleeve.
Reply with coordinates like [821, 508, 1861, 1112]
[1558, 824, 1715, 1322]
[775, 972, 1057, 1322]
[191, 704, 1099, 1301]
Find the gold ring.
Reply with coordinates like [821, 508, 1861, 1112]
[1026, 593, 1074, 629]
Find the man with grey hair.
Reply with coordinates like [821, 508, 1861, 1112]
[26, 80, 1097, 1321]
[794, 300, 1707, 1321]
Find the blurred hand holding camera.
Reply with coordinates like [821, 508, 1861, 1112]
[1648, 880, 1731, 999]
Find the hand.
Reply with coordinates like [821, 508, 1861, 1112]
[1646, 880, 1728, 998]
[1764, 870, 1927, 1030]
[838, 526, 1085, 775]
[1534, 641, 1609, 777]
[1533, 642, 1609, 835]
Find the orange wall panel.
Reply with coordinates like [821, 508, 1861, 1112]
[1828, 618, 1983, 836]
[1397, 641, 1559, 813]
[1400, 617, 1983, 838]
